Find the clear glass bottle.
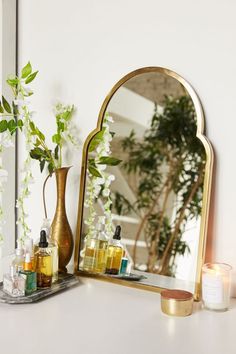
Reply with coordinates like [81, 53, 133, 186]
[3, 265, 26, 297]
[94, 223, 109, 274]
[35, 230, 53, 288]
[83, 237, 99, 273]
[106, 226, 124, 275]
[19, 253, 37, 295]
[12, 244, 24, 273]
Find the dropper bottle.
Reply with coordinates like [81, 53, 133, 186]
[35, 230, 53, 288]
[41, 218, 58, 283]
[105, 226, 124, 275]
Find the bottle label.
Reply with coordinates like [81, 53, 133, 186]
[83, 256, 96, 271]
[202, 274, 223, 304]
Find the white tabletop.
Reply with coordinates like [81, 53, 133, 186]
[0, 277, 234, 354]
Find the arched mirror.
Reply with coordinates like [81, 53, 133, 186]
[74, 67, 213, 300]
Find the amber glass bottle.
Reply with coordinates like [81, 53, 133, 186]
[35, 230, 53, 288]
[106, 226, 123, 275]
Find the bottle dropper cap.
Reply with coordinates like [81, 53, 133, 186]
[24, 252, 33, 271]
[113, 225, 121, 240]
[38, 230, 48, 248]
[25, 252, 31, 263]
[15, 241, 24, 256]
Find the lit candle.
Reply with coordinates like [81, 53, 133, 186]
[202, 263, 232, 311]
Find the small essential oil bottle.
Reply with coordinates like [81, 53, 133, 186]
[12, 243, 24, 273]
[35, 230, 53, 288]
[19, 253, 37, 295]
[42, 219, 59, 283]
[94, 220, 109, 274]
[106, 226, 124, 275]
[120, 253, 129, 275]
[3, 265, 26, 297]
[24, 236, 35, 270]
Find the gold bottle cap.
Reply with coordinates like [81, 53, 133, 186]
[161, 289, 194, 317]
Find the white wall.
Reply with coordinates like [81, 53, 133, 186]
[1, 0, 16, 256]
[18, 0, 236, 288]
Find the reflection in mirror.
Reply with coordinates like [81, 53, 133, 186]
[76, 68, 213, 298]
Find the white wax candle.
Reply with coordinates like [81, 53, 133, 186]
[202, 263, 231, 311]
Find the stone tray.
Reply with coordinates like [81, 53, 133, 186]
[0, 273, 79, 304]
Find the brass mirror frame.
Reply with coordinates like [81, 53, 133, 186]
[74, 67, 214, 300]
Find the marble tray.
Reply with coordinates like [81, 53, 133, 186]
[0, 273, 79, 304]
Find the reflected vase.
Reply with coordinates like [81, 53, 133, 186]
[51, 167, 74, 273]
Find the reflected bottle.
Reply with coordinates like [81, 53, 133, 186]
[83, 235, 99, 273]
[94, 222, 109, 274]
[35, 230, 53, 288]
[106, 226, 124, 275]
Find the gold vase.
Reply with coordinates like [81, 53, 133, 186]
[51, 167, 74, 273]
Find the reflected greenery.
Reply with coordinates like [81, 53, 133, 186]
[112, 95, 206, 276]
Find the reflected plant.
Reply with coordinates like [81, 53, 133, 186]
[83, 114, 121, 241]
[113, 95, 206, 276]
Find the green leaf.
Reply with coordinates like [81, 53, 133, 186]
[97, 156, 122, 166]
[30, 147, 45, 160]
[6, 78, 18, 87]
[0, 120, 8, 132]
[40, 160, 46, 173]
[0, 104, 4, 113]
[61, 110, 72, 121]
[48, 162, 54, 175]
[88, 165, 102, 178]
[29, 121, 36, 131]
[58, 121, 65, 131]
[25, 71, 38, 84]
[2, 96, 12, 114]
[52, 133, 61, 144]
[12, 101, 19, 115]
[54, 145, 59, 160]
[35, 138, 41, 147]
[88, 129, 105, 152]
[21, 62, 32, 78]
[8, 119, 17, 134]
[17, 119, 23, 131]
[36, 128, 45, 141]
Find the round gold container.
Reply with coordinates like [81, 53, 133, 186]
[161, 289, 194, 317]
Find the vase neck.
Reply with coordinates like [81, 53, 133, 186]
[55, 167, 70, 210]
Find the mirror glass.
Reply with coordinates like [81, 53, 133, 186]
[77, 68, 212, 295]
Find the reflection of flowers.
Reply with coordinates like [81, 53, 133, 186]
[84, 113, 116, 240]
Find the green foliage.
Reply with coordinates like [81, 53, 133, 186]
[21, 62, 32, 78]
[113, 95, 206, 275]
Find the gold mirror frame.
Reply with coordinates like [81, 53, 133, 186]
[74, 66, 214, 300]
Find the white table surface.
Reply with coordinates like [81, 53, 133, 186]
[0, 277, 235, 354]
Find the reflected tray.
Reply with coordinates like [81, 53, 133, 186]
[0, 273, 79, 304]
[108, 273, 147, 281]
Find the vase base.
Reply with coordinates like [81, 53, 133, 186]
[59, 267, 68, 274]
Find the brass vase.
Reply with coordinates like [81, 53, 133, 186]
[51, 167, 74, 273]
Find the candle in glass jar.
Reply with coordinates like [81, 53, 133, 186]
[202, 263, 232, 311]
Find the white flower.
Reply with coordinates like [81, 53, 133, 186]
[93, 177, 105, 185]
[106, 115, 114, 123]
[107, 174, 115, 182]
[14, 99, 25, 107]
